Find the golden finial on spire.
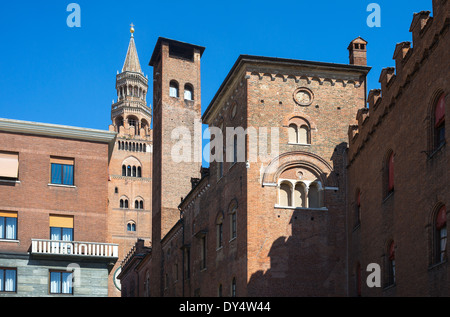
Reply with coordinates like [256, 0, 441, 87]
[130, 23, 135, 37]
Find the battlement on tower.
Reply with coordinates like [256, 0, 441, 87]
[347, 0, 449, 164]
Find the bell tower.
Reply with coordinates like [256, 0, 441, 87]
[107, 25, 153, 297]
[111, 24, 152, 137]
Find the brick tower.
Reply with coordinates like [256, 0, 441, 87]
[149, 38, 205, 296]
[107, 25, 153, 297]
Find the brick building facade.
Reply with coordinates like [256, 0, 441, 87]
[0, 0, 446, 298]
[347, 0, 449, 297]
[0, 119, 117, 297]
[119, 0, 448, 297]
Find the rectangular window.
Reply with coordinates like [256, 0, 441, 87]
[50, 157, 74, 186]
[50, 271, 73, 295]
[0, 268, 17, 293]
[49, 215, 74, 241]
[0, 212, 18, 240]
[0, 152, 19, 180]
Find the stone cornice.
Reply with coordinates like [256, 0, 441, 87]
[0, 118, 116, 144]
[0, 118, 117, 161]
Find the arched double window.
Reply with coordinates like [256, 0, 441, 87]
[288, 117, 311, 145]
[120, 198, 129, 209]
[127, 222, 136, 232]
[135, 199, 144, 210]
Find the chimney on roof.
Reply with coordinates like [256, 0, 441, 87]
[348, 37, 368, 66]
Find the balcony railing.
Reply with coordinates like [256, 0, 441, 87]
[31, 239, 119, 259]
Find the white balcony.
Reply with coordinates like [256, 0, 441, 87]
[31, 239, 119, 259]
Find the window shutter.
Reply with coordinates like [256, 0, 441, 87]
[388, 153, 394, 191]
[436, 206, 447, 230]
[435, 94, 445, 127]
[49, 215, 74, 229]
[0, 153, 19, 178]
[0, 211, 18, 218]
[50, 157, 74, 166]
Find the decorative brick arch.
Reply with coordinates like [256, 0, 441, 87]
[282, 113, 317, 131]
[262, 151, 337, 187]
[122, 156, 142, 167]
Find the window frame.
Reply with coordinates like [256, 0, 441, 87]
[50, 227, 74, 242]
[287, 118, 312, 145]
[169, 80, 179, 98]
[216, 213, 224, 249]
[0, 152, 19, 181]
[127, 222, 136, 232]
[184, 84, 194, 101]
[49, 270, 73, 295]
[0, 268, 17, 293]
[434, 205, 447, 264]
[230, 206, 237, 241]
[231, 277, 236, 297]
[0, 212, 18, 241]
[50, 162, 74, 186]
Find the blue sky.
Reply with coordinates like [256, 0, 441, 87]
[0, 0, 432, 131]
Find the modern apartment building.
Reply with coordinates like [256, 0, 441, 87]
[0, 118, 118, 297]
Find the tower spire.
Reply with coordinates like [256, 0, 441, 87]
[122, 24, 142, 73]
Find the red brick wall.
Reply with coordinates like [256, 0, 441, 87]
[151, 40, 203, 296]
[244, 63, 367, 296]
[107, 137, 153, 297]
[347, 2, 449, 296]
[0, 132, 110, 253]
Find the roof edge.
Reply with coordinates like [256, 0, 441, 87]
[149, 37, 206, 67]
[202, 54, 372, 123]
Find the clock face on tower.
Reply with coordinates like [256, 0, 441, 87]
[294, 88, 314, 106]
